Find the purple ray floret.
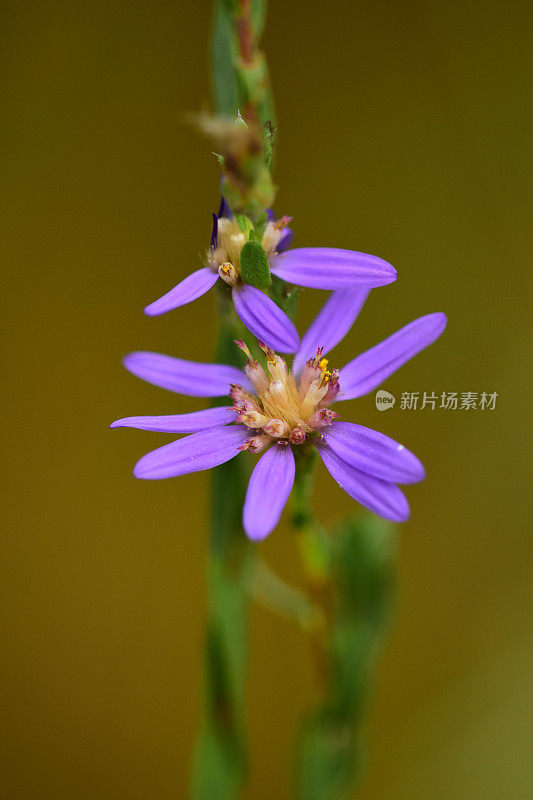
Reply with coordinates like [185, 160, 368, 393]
[316, 444, 410, 523]
[123, 351, 253, 396]
[144, 268, 219, 317]
[110, 406, 236, 432]
[271, 248, 397, 289]
[321, 421, 425, 484]
[243, 445, 295, 541]
[339, 312, 447, 399]
[292, 288, 369, 376]
[232, 284, 299, 353]
[133, 425, 250, 480]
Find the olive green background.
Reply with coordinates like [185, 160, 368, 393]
[2, 1, 531, 797]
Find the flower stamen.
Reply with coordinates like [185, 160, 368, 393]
[218, 261, 239, 286]
[233, 339, 341, 447]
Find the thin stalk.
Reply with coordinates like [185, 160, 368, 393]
[192, 2, 277, 794]
[191, 287, 253, 800]
[292, 451, 397, 800]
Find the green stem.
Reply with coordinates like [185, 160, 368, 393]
[191, 4, 280, 796]
[291, 446, 331, 588]
[290, 442, 398, 800]
[191, 289, 252, 800]
[292, 490, 398, 800]
[248, 557, 313, 626]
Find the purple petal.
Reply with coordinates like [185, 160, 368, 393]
[144, 268, 218, 316]
[322, 421, 425, 484]
[218, 195, 232, 219]
[317, 444, 410, 522]
[277, 227, 294, 253]
[232, 285, 300, 353]
[243, 444, 295, 541]
[271, 248, 397, 289]
[292, 288, 369, 375]
[134, 424, 248, 480]
[123, 351, 253, 397]
[339, 312, 447, 399]
[110, 406, 236, 433]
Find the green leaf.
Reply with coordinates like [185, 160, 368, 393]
[239, 240, 272, 289]
[234, 213, 254, 237]
[296, 710, 361, 800]
[333, 513, 396, 634]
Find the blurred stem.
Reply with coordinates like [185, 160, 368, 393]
[192, 5, 274, 790]
[236, 0, 254, 68]
[210, 0, 276, 223]
[292, 458, 397, 800]
[291, 447, 333, 684]
[291, 447, 331, 594]
[248, 557, 314, 626]
[191, 287, 252, 800]
[291, 449, 398, 800]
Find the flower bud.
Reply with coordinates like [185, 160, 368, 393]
[289, 427, 306, 445]
[306, 408, 338, 428]
[263, 418, 289, 438]
[239, 434, 272, 454]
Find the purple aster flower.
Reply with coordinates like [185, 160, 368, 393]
[112, 298, 446, 541]
[143, 202, 397, 353]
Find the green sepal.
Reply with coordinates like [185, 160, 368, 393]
[234, 213, 254, 236]
[249, 211, 268, 243]
[239, 240, 271, 289]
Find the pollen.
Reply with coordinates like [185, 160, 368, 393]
[218, 261, 238, 286]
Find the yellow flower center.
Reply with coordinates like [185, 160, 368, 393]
[231, 342, 339, 453]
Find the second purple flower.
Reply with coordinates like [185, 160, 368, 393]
[143, 201, 397, 353]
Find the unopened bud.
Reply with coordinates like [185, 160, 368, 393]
[307, 409, 338, 429]
[229, 384, 252, 404]
[240, 434, 272, 454]
[263, 418, 289, 438]
[240, 410, 268, 429]
[289, 427, 306, 445]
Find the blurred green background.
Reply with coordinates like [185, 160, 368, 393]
[2, 0, 531, 797]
